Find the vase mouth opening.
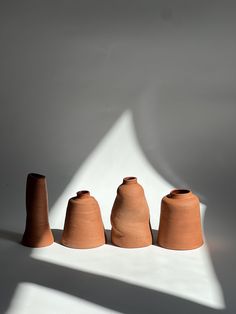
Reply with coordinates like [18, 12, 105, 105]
[29, 173, 45, 179]
[170, 189, 191, 198]
[123, 176, 137, 184]
[172, 189, 190, 194]
[77, 190, 90, 198]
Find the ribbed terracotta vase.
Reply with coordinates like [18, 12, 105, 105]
[21, 173, 54, 248]
[111, 177, 152, 248]
[157, 189, 204, 250]
[61, 191, 106, 249]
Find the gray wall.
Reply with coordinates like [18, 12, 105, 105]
[0, 1, 235, 313]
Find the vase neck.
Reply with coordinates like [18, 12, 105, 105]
[76, 190, 90, 199]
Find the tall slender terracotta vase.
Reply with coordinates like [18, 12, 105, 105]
[21, 173, 54, 248]
[61, 191, 106, 249]
[111, 177, 152, 248]
[157, 189, 204, 250]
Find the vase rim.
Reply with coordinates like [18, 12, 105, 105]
[123, 176, 137, 184]
[28, 173, 45, 179]
[76, 190, 90, 198]
[169, 189, 192, 198]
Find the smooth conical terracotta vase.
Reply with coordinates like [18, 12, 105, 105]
[157, 189, 204, 250]
[21, 173, 54, 248]
[61, 191, 106, 249]
[110, 177, 152, 248]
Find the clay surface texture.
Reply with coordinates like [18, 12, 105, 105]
[61, 191, 105, 249]
[22, 173, 54, 248]
[157, 189, 204, 250]
[111, 177, 152, 248]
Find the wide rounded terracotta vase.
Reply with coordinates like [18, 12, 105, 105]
[21, 173, 54, 248]
[157, 189, 204, 250]
[111, 177, 152, 248]
[61, 191, 106, 249]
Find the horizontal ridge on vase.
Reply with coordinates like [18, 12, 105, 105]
[157, 189, 204, 250]
[110, 177, 152, 248]
[61, 190, 106, 249]
[21, 173, 54, 248]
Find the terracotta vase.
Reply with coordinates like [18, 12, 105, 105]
[111, 177, 152, 248]
[157, 189, 204, 250]
[21, 173, 54, 248]
[61, 191, 106, 249]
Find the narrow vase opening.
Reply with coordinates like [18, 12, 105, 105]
[77, 190, 90, 198]
[123, 176, 137, 184]
[29, 173, 45, 179]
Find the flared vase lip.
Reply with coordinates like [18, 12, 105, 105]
[168, 188, 192, 198]
[28, 173, 46, 180]
[123, 176, 137, 184]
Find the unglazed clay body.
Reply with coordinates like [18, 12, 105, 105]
[22, 173, 54, 248]
[157, 189, 204, 250]
[111, 177, 152, 248]
[61, 191, 105, 249]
